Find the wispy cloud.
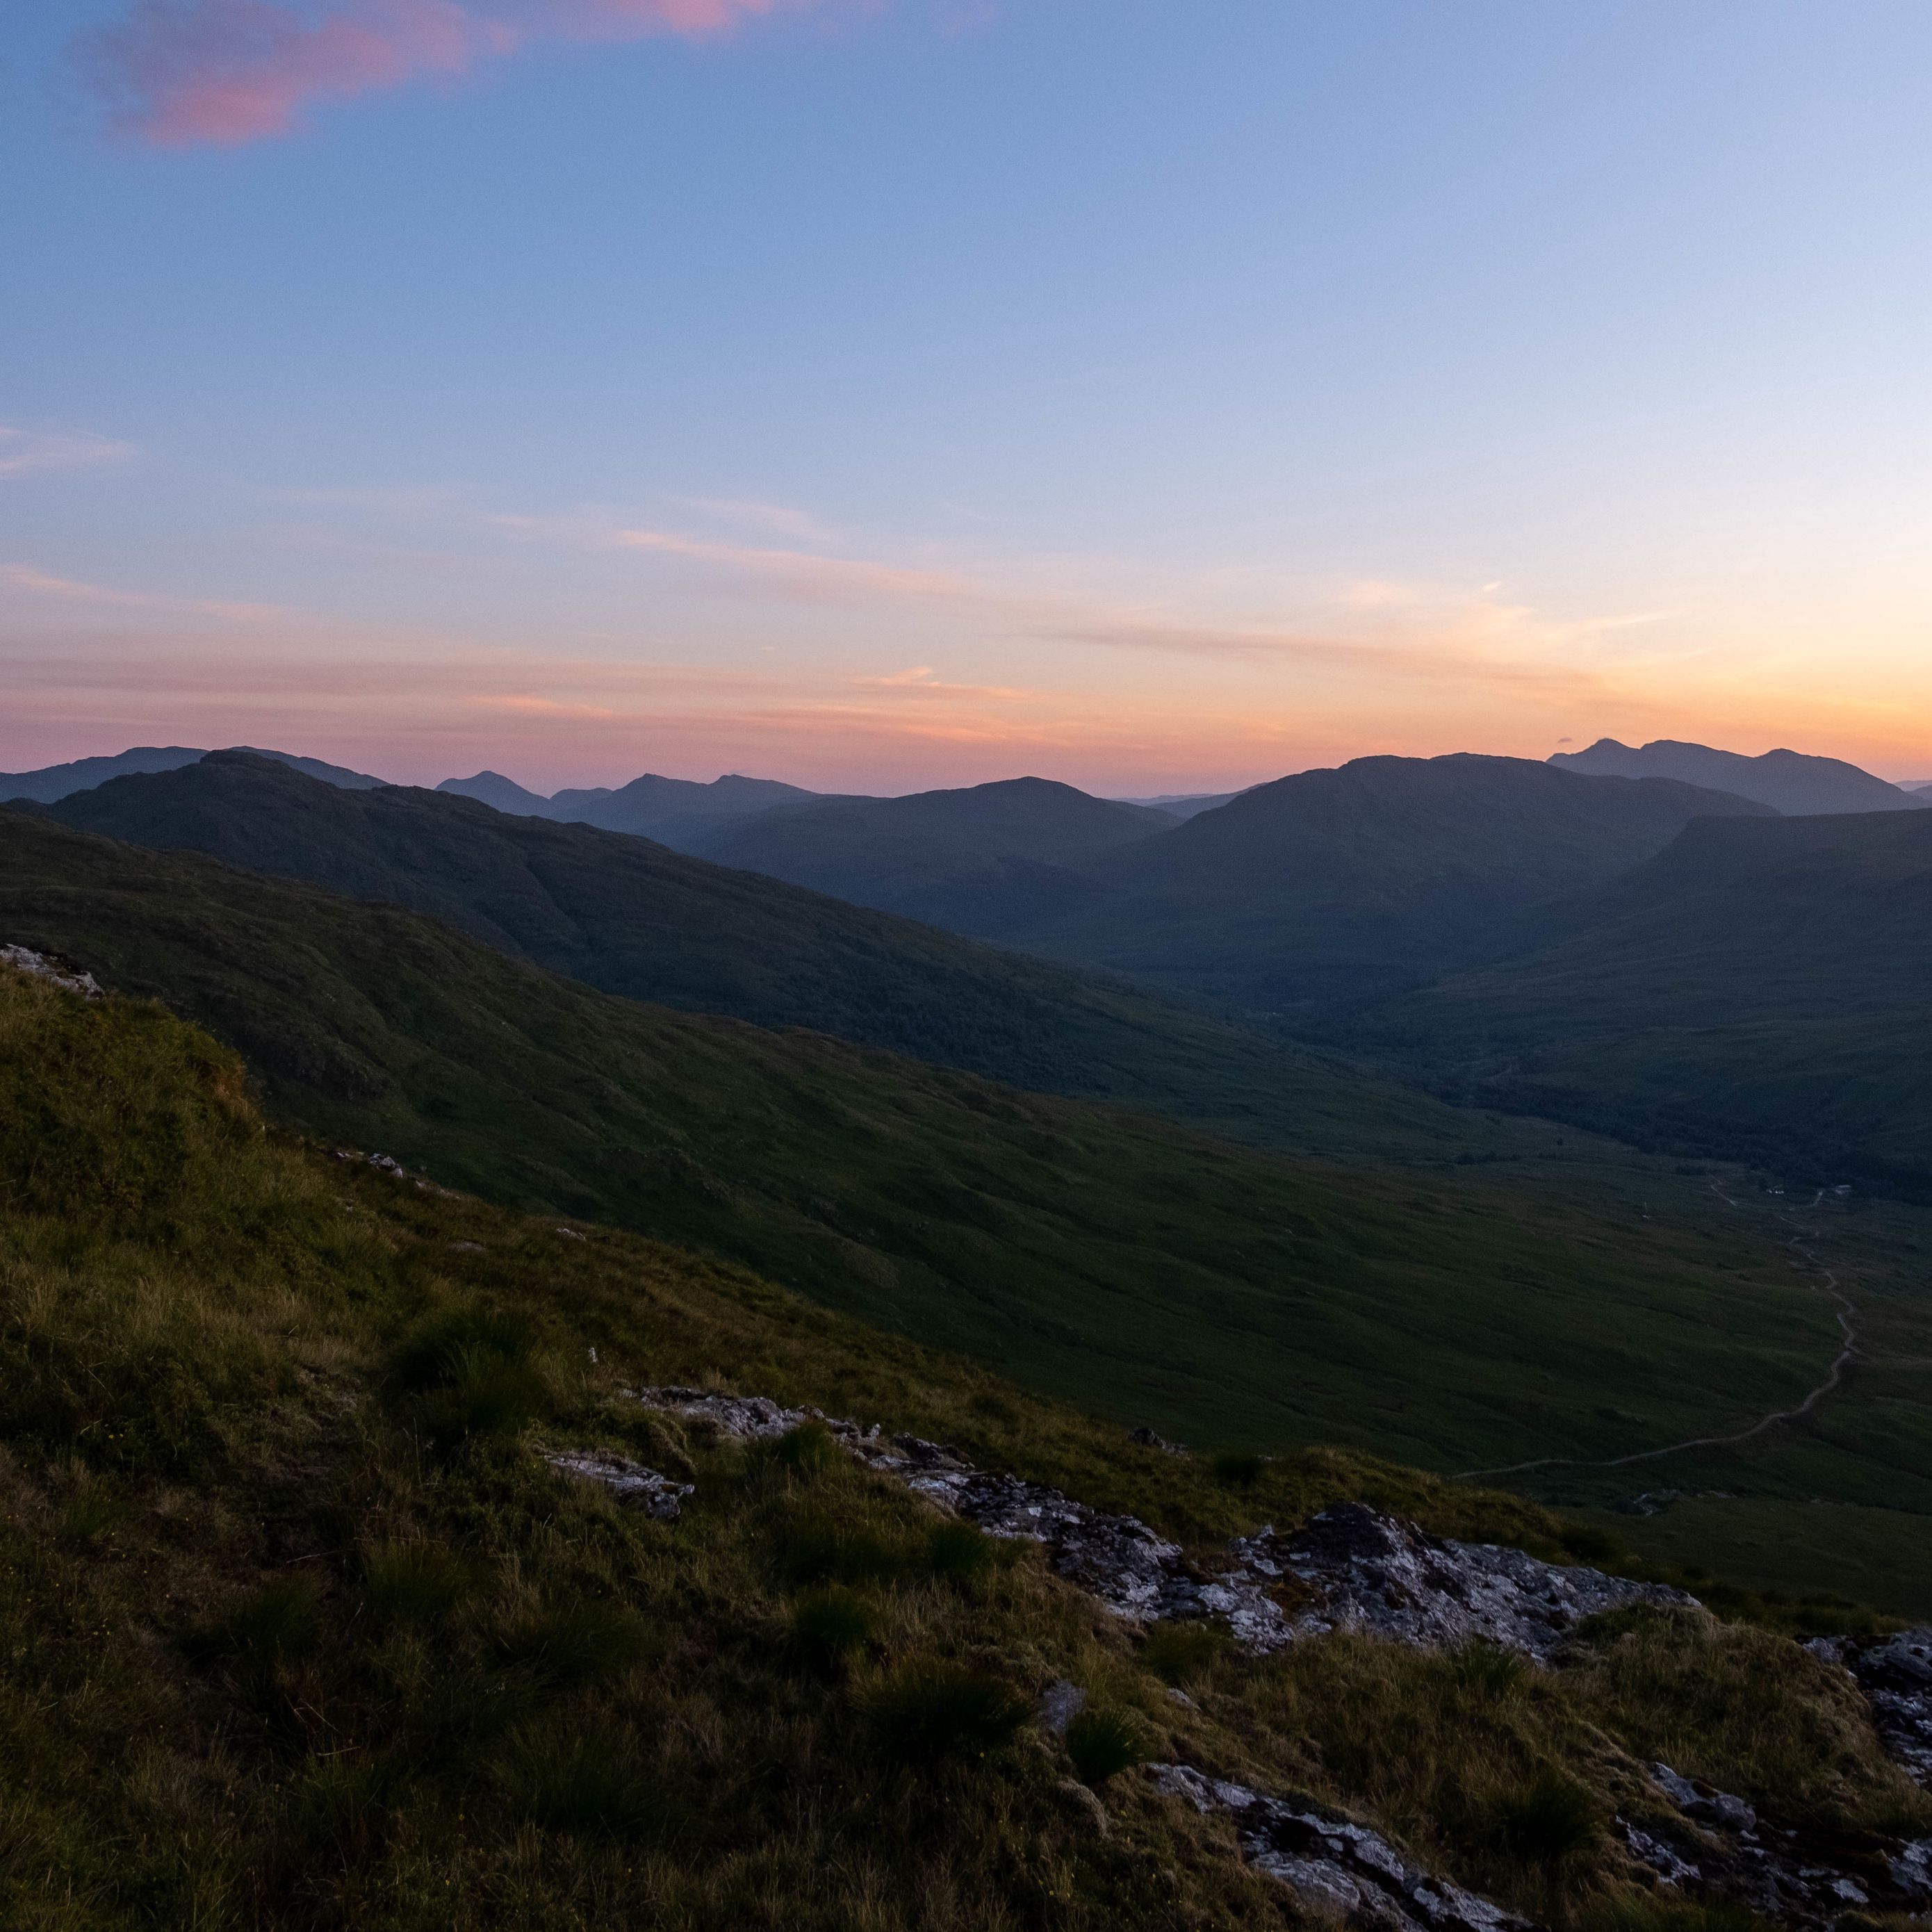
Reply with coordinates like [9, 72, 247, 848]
[0, 562, 287, 623]
[605, 521, 1623, 704]
[77, 0, 859, 147]
[0, 427, 138, 480]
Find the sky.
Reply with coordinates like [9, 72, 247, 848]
[5, 0, 1931, 795]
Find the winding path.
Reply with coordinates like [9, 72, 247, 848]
[1457, 1184, 1861, 1482]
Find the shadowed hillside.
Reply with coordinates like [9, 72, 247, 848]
[0, 807, 1847, 1474]
[1338, 808, 1932, 1193]
[1008, 755, 1775, 1017]
[39, 751, 1505, 1163]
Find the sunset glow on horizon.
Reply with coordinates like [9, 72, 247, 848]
[8, 1, 1931, 794]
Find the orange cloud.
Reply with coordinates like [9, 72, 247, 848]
[78, 0, 853, 147]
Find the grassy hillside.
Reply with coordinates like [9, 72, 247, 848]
[3, 961, 1924, 1929]
[0, 808, 1851, 1479]
[37, 753, 1494, 1164]
[1342, 809, 1932, 1193]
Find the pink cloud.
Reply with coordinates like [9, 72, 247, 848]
[79, 0, 849, 147]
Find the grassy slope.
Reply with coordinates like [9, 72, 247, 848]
[1341, 810, 1932, 1193]
[992, 755, 1776, 1017]
[3, 966, 1924, 1930]
[37, 755, 1499, 1165]
[0, 809, 1848, 1479]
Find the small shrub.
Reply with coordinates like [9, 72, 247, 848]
[1448, 1637, 1529, 1700]
[862, 1659, 1030, 1765]
[1065, 1705, 1154, 1788]
[1211, 1451, 1263, 1489]
[498, 1596, 655, 1690]
[363, 1544, 471, 1628]
[497, 1726, 652, 1836]
[1557, 1523, 1628, 1568]
[790, 1586, 877, 1672]
[927, 1518, 1002, 1585]
[1139, 1621, 1227, 1687]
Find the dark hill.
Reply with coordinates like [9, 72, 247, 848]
[1007, 754, 1775, 1017]
[691, 776, 1174, 930]
[0, 807, 1847, 1473]
[1550, 737, 1926, 815]
[1, 742, 387, 803]
[437, 767, 821, 847]
[1344, 808, 1932, 1190]
[39, 751, 1484, 1161]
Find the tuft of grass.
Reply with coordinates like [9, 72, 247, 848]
[789, 1585, 878, 1673]
[769, 1419, 842, 1477]
[362, 1544, 471, 1628]
[496, 1596, 656, 1691]
[862, 1659, 1031, 1766]
[211, 1572, 323, 1667]
[1448, 1638, 1530, 1701]
[1210, 1452, 1264, 1489]
[1138, 1621, 1227, 1688]
[778, 1510, 908, 1588]
[926, 1518, 1004, 1587]
[1489, 1769, 1602, 1918]
[387, 1307, 550, 1441]
[496, 1726, 653, 1837]
[1064, 1705, 1154, 1789]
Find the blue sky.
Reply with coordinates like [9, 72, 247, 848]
[6, 1, 1931, 792]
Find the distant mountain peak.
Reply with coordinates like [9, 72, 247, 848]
[1550, 737, 1926, 816]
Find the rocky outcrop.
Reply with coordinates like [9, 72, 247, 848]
[1, 944, 101, 998]
[1807, 1627, 1932, 1785]
[625, 1392, 1684, 1660]
[543, 1450, 693, 1521]
[1153, 1763, 1534, 1932]
[1229, 1503, 1692, 1662]
[1619, 1760, 1932, 1924]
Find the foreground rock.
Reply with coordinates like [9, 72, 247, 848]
[1, 944, 101, 998]
[626, 1391, 1682, 1657]
[1229, 1503, 1692, 1662]
[543, 1450, 694, 1521]
[1154, 1762, 1534, 1932]
[1807, 1627, 1932, 1786]
[1620, 1760, 1932, 1924]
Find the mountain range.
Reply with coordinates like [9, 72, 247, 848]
[0, 743, 388, 801]
[1550, 736, 1929, 815]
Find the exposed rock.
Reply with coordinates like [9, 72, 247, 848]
[543, 1450, 693, 1521]
[1152, 1762, 1535, 1932]
[1038, 1678, 1086, 1736]
[1225, 1504, 1693, 1662]
[628, 1386, 805, 1442]
[1618, 1762, 1928, 1924]
[1650, 1762, 1755, 1835]
[1, 944, 101, 999]
[555, 1227, 585, 1241]
[1808, 1626, 1932, 1785]
[1129, 1425, 1188, 1455]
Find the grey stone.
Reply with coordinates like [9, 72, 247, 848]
[1, 945, 101, 999]
[1038, 1678, 1086, 1735]
[543, 1450, 693, 1521]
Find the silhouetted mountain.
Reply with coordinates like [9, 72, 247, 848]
[434, 767, 819, 848]
[1550, 737, 1926, 815]
[1345, 808, 1932, 1193]
[2, 746, 206, 802]
[436, 769, 554, 814]
[1116, 790, 1246, 818]
[1004, 754, 1776, 1017]
[40, 751, 1485, 1160]
[691, 777, 1175, 930]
